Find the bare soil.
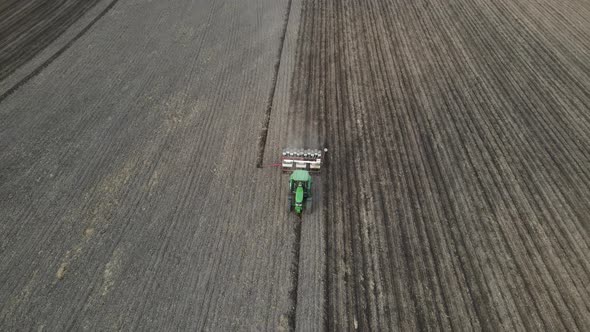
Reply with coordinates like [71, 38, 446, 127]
[1, 0, 590, 330]
[292, 0, 590, 330]
[0, 0, 103, 81]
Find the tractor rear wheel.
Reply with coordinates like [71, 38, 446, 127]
[288, 195, 293, 212]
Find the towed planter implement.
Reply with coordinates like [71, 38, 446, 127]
[282, 148, 325, 215]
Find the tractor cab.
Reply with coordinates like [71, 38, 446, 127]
[288, 170, 313, 214]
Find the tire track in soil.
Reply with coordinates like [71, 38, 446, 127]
[281, 0, 327, 329]
[256, 0, 293, 168]
[249, 0, 304, 328]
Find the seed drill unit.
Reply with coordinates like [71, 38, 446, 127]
[282, 148, 323, 215]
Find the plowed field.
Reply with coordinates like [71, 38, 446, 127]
[1, 0, 589, 330]
[0, 0, 104, 82]
[293, 0, 590, 330]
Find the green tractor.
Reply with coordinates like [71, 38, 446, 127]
[288, 170, 312, 215]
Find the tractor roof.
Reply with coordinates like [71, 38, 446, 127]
[290, 170, 311, 182]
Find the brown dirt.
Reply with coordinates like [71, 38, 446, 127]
[1, 0, 590, 330]
[292, 0, 590, 330]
